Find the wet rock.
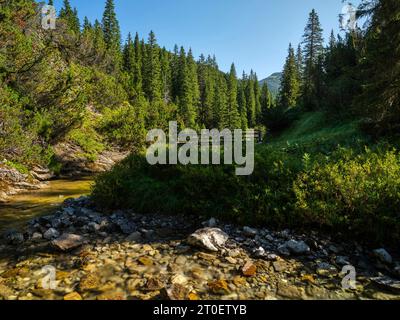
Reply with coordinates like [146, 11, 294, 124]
[44, 228, 60, 240]
[52, 234, 84, 251]
[31, 232, 43, 242]
[164, 284, 190, 300]
[138, 257, 153, 266]
[187, 228, 229, 252]
[0, 284, 14, 299]
[97, 292, 126, 300]
[253, 247, 266, 258]
[242, 261, 257, 277]
[79, 273, 101, 291]
[202, 218, 218, 228]
[243, 226, 258, 237]
[282, 240, 311, 255]
[336, 256, 351, 266]
[126, 232, 142, 242]
[273, 261, 287, 273]
[208, 280, 230, 295]
[371, 276, 400, 293]
[277, 284, 305, 300]
[316, 262, 337, 277]
[144, 277, 164, 291]
[373, 249, 393, 265]
[64, 292, 83, 300]
[4, 231, 24, 244]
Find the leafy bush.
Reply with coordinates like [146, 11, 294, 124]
[294, 147, 400, 243]
[92, 142, 400, 244]
[97, 100, 146, 150]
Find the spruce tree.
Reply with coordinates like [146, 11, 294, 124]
[245, 72, 256, 128]
[238, 80, 248, 129]
[260, 81, 272, 125]
[278, 43, 300, 108]
[59, 0, 80, 34]
[356, 0, 400, 133]
[222, 63, 241, 130]
[102, 0, 121, 72]
[122, 33, 135, 73]
[143, 31, 162, 103]
[301, 9, 325, 110]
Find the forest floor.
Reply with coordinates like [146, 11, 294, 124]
[0, 197, 399, 300]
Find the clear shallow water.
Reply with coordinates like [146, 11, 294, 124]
[0, 179, 93, 233]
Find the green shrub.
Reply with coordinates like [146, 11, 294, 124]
[293, 147, 400, 243]
[97, 100, 146, 150]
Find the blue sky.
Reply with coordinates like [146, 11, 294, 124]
[50, 0, 361, 79]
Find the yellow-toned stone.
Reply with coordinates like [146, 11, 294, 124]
[208, 280, 229, 295]
[97, 292, 126, 300]
[56, 271, 70, 281]
[301, 274, 316, 284]
[233, 276, 247, 286]
[138, 257, 153, 266]
[64, 292, 83, 300]
[188, 292, 200, 300]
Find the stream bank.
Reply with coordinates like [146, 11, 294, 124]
[0, 197, 399, 300]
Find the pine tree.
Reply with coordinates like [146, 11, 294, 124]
[102, 0, 121, 51]
[214, 74, 228, 130]
[102, 0, 121, 72]
[59, 0, 80, 34]
[296, 44, 303, 84]
[176, 47, 197, 128]
[133, 33, 143, 96]
[260, 81, 272, 125]
[143, 31, 162, 103]
[278, 43, 300, 108]
[221, 63, 241, 130]
[253, 73, 262, 124]
[356, 0, 400, 134]
[238, 79, 248, 129]
[160, 47, 172, 103]
[245, 71, 256, 128]
[122, 33, 135, 73]
[301, 9, 325, 110]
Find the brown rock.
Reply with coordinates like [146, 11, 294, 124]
[208, 280, 230, 295]
[52, 234, 84, 251]
[144, 277, 164, 291]
[277, 284, 305, 300]
[165, 284, 190, 300]
[242, 261, 257, 277]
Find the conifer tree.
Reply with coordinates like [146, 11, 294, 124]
[278, 44, 300, 108]
[238, 80, 248, 129]
[122, 33, 135, 73]
[59, 0, 80, 34]
[176, 47, 197, 128]
[221, 63, 241, 130]
[245, 72, 256, 128]
[143, 31, 162, 103]
[301, 9, 325, 109]
[260, 81, 272, 125]
[102, 0, 121, 72]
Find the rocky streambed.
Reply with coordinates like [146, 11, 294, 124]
[0, 197, 400, 301]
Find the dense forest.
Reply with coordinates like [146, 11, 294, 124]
[1, 0, 400, 244]
[0, 0, 271, 170]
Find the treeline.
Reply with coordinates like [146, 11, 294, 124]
[0, 0, 272, 169]
[274, 0, 400, 136]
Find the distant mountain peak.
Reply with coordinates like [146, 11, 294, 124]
[259, 72, 282, 96]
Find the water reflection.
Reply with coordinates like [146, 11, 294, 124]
[0, 179, 93, 232]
